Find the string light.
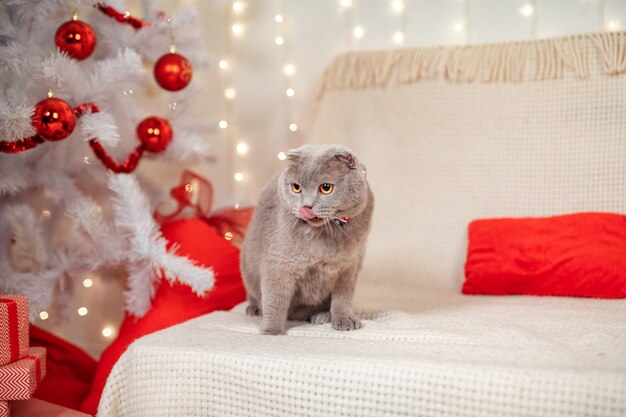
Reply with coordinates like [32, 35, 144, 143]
[606, 20, 620, 31]
[391, 0, 408, 46]
[231, 23, 243, 35]
[232, 1, 244, 13]
[289, 123, 298, 132]
[275, 36, 284, 45]
[518, 4, 535, 17]
[277, 152, 287, 160]
[83, 278, 93, 288]
[391, 0, 404, 13]
[39, 311, 49, 320]
[353, 26, 365, 39]
[218, 60, 229, 70]
[275, 14, 284, 23]
[101, 327, 113, 337]
[40, 210, 51, 220]
[219, 120, 228, 129]
[224, 87, 236, 99]
[286, 88, 295, 97]
[454, 21, 465, 32]
[393, 31, 405, 44]
[236, 142, 249, 154]
[340, 0, 352, 9]
[78, 307, 88, 316]
[234, 172, 244, 182]
[283, 64, 295, 76]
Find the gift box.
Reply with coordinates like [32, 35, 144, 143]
[0, 296, 29, 367]
[0, 347, 46, 401]
[0, 401, 9, 417]
[11, 398, 92, 417]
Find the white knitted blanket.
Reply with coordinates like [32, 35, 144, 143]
[98, 295, 626, 417]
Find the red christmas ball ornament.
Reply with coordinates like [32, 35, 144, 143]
[154, 53, 193, 91]
[32, 97, 76, 141]
[137, 117, 173, 153]
[55, 19, 97, 60]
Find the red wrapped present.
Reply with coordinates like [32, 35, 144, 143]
[0, 296, 29, 367]
[0, 347, 46, 401]
[12, 398, 92, 416]
[0, 401, 9, 417]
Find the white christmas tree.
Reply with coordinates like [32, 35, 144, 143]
[0, 0, 217, 319]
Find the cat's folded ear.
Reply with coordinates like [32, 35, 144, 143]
[286, 149, 302, 162]
[335, 151, 359, 170]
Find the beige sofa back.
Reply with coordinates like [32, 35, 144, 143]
[310, 33, 626, 309]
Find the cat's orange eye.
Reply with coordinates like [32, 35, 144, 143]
[291, 183, 302, 193]
[319, 183, 334, 194]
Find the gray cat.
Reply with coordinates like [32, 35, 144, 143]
[241, 144, 374, 335]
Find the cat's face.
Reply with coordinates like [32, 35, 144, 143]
[278, 144, 369, 228]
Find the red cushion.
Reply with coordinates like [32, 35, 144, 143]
[80, 217, 248, 415]
[462, 212, 626, 298]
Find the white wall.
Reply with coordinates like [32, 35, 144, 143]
[154, 0, 626, 208]
[37, 0, 626, 357]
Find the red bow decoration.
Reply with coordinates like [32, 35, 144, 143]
[154, 170, 254, 248]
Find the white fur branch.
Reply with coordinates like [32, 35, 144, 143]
[0, 42, 32, 75]
[161, 130, 216, 163]
[4, 204, 48, 272]
[0, 99, 36, 141]
[158, 248, 215, 297]
[108, 173, 214, 299]
[39, 172, 123, 268]
[79, 111, 121, 147]
[0, 261, 60, 319]
[0, 157, 30, 195]
[88, 48, 144, 98]
[38, 51, 87, 96]
[129, 7, 210, 66]
[124, 262, 156, 317]
[7, 0, 82, 24]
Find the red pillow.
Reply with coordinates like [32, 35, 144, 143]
[80, 216, 249, 415]
[462, 212, 626, 298]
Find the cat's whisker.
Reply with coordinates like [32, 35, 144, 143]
[277, 213, 300, 235]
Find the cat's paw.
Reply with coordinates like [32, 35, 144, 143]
[309, 311, 331, 325]
[332, 314, 362, 331]
[261, 324, 286, 335]
[246, 304, 262, 317]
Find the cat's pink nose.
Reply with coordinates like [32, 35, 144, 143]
[298, 206, 317, 221]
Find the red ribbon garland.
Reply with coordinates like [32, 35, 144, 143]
[0, 136, 45, 154]
[0, 102, 99, 154]
[0, 298, 20, 363]
[89, 140, 145, 173]
[77, 102, 149, 173]
[95, 3, 150, 30]
[1, 101, 149, 173]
